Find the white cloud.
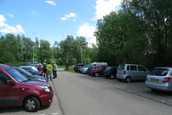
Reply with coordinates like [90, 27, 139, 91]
[0, 14, 25, 34]
[8, 13, 14, 18]
[92, 0, 123, 21]
[61, 13, 77, 21]
[77, 23, 97, 47]
[32, 11, 39, 16]
[45, 1, 56, 5]
[0, 15, 6, 27]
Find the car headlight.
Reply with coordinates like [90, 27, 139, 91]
[42, 86, 51, 92]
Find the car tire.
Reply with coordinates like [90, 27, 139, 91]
[151, 88, 157, 92]
[125, 77, 131, 83]
[24, 96, 40, 112]
[110, 75, 114, 79]
[95, 73, 99, 77]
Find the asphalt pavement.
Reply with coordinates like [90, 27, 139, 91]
[52, 69, 172, 115]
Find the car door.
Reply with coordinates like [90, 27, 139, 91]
[98, 66, 104, 75]
[0, 70, 21, 107]
[138, 66, 148, 80]
[130, 65, 138, 80]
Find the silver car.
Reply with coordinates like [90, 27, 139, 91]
[145, 67, 172, 91]
[116, 64, 149, 83]
[80, 64, 89, 74]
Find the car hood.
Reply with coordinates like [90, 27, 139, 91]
[32, 75, 45, 79]
[24, 80, 49, 86]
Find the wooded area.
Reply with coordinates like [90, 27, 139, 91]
[0, 0, 172, 70]
[95, 0, 172, 69]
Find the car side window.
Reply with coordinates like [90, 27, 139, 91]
[131, 66, 137, 71]
[0, 71, 11, 86]
[98, 66, 102, 69]
[138, 66, 146, 71]
[127, 66, 130, 70]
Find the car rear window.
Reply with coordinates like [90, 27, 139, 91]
[106, 67, 112, 70]
[118, 64, 125, 70]
[150, 69, 169, 76]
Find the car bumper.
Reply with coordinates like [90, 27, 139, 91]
[145, 82, 172, 91]
[40, 92, 54, 105]
[116, 74, 126, 80]
[81, 70, 87, 73]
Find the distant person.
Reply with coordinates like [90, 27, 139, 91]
[38, 63, 42, 71]
[46, 62, 53, 82]
[52, 61, 57, 79]
[43, 63, 47, 78]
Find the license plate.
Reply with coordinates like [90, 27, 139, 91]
[118, 76, 121, 78]
[151, 79, 159, 82]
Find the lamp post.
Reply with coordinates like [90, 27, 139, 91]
[32, 46, 35, 63]
[81, 47, 83, 63]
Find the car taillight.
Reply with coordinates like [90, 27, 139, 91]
[39, 72, 42, 75]
[93, 69, 96, 71]
[146, 77, 148, 81]
[123, 70, 126, 74]
[162, 77, 170, 83]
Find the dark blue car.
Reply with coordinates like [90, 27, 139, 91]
[104, 66, 117, 79]
[14, 67, 46, 82]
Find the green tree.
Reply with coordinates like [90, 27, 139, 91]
[39, 40, 52, 63]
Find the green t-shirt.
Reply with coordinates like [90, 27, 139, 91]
[53, 63, 57, 70]
[46, 64, 53, 73]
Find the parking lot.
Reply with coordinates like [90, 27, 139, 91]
[84, 74, 172, 107]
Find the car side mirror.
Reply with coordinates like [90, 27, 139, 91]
[6, 80, 14, 86]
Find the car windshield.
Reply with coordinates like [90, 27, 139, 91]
[17, 68, 32, 75]
[150, 69, 169, 76]
[6, 69, 28, 82]
[106, 67, 112, 70]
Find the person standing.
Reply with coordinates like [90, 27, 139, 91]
[38, 63, 42, 71]
[46, 62, 53, 82]
[52, 61, 57, 79]
[43, 63, 47, 78]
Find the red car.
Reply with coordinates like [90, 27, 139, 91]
[90, 65, 108, 77]
[0, 64, 53, 112]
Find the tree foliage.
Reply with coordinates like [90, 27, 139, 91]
[0, 34, 98, 65]
[95, 0, 172, 69]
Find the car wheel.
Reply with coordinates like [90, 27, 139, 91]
[110, 75, 114, 79]
[24, 96, 40, 112]
[151, 88, 157, 92]
[95, 73, 99, 77]
[125, 77, 131, 83]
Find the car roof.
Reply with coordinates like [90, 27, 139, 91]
[0, 64, 13, 70]
[19, 66, 37, 69]
[96, 65, 108, 67]
[120, 63, 143, 66]
[154, 67, 172, 70]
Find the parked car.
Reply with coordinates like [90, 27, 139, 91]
[14, 67, 46, 82]
[19, 66, 43, 76]
[73, 63, 85, 72]
[116, 64, 149, 83]
[145, 67, 172, 92]
[87, 62, 108, 75]
[80, 64, 89, 74]
[104, 66, 117, 79]
[0, 64, 53, 112]
[90, 65, 108, 77]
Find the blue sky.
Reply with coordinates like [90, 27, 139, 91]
[0, 0, 122, 47]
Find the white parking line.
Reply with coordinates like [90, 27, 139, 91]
[52, 113, 58, 115]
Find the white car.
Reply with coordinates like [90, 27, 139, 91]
[145, 67, 172, 91]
